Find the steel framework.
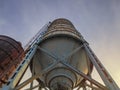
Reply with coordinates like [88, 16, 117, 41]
[1, 22, 120, 90]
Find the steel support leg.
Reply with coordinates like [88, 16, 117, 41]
[83, 43, 120, 90]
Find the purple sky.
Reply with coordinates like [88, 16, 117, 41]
[0, 0, 120, 87]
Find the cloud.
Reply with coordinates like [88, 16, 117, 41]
[0, 0, 120, 88]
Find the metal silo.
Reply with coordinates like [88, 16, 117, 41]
[0, 35, 24, 87]
[30, 18, 93, 90]
[1, 18, 119, 90]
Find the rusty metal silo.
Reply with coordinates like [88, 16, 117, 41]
[0, 35, 24, 87]
[30, 18, 93, 90]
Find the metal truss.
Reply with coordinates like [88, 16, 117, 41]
[1, 24, 119, 90]
[1, 23, 50, 90]
[1, 37, 120, 90]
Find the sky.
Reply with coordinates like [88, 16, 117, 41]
[0, 0, 120, 89]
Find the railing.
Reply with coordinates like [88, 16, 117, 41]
[1, 22, 51, 90]
[24, 22, 51, 51]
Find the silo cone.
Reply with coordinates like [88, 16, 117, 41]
[30, 18, 93, 90]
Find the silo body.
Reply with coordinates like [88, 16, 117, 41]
[0, 35, 24, 87]
[31, 19, 93, 90]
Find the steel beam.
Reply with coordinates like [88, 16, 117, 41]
[2, 45, 38, 90]
[63, 45, 83, 59]
[83, 43, 120, 90]
[59, 61, 107, 90]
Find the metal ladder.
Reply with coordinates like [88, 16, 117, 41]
[1, 22, 50, 90]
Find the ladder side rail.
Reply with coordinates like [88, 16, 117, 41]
[24, 22, 50, 51]
[26, 23, 49, 48]
[2, 44, 38, 90]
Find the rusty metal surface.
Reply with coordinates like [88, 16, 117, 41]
[0, 35, 24, 87]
